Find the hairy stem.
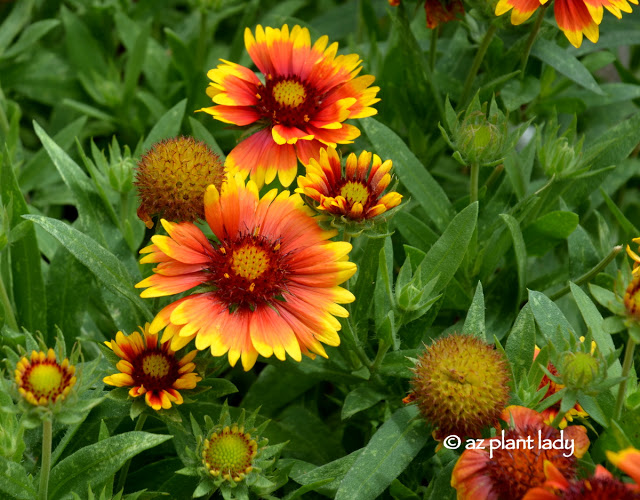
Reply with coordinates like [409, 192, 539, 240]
[38, 419, 53, 500]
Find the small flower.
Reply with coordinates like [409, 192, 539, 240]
[495, 0, 638, 48]
[523, 447, 640, 499]
[136, 174, 356, 371]
[452, 406, 590, 499]
[408, 334, 511, 440]
[135, 137, 225, 228]
[202, 424, 258, 482]
[534, 346, 589, 428]
[103, 324, 202, 411]
[199, 24, 380, 188]
[14, 349, 76, 407]
[625, 273, 640, 320]
[296, 147, 402, 232]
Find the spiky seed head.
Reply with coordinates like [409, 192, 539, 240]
[411, 333, 511, 440]
[135, 136, 225, 228]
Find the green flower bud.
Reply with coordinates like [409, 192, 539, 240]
[560, 351, 599, 389]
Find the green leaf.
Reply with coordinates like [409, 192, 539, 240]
[583, 111, 640, 170]
[528, 290, 573, 347]
[462, 281, 485, 339]
[500, 76, 540, 112]
[122, 22, 150, 105]
[1, 150, 47, 336]
[335, 406, 430, 500]
[288, 450, 363, 497]
[531, 38, 603, 95]
[189, 117, 226, 161]
[140, 99, 187, 153]
[0, 457, 36, 500]
[2, 19, 59, 60]
[352, 236, 386, 325]
[60, 6, 107, 75]
[362, 118, 454, 232]
[418, 202, 478, 294]
[48, 432, 172, 500]
[500, 214, 527, 306]
[505, 304, 535, 385]
[341, 386, 386, 420]
[589, 283, 627, 316]
[392, 211, 438, 252]
[600, 188, 639, 238]
[569, 282, 622, 380]
[523, 211, 579, 256]
[0, 0, 33, 55]
[23, 215, 151, 320]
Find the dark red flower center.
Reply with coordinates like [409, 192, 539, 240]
[207, 233, 288, 309]
[256, 75, 321, 128]
[562, 477, 640, 500]
[132, 350, 179, 391]
[485, 425, 576, 499]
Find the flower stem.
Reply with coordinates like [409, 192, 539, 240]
[116, 413, 147, 494]
[0, 274, 18, 331]
[548, 245, 623, 301]
[38, 418, 53, 500]
[614, 336, 636, 421]
[370, 340, 391, 374]
[459, 24, 497, 109]
[520, 8, 545, 77]
[470, 162, 480, 205]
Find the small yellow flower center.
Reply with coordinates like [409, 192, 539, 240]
[142, 353, 171, 379]
[231, 245, 269, 280]
[202, 426, 258, 482]
[27, 364, 63, 397]
[272, 80, 306, 108]
[340, 181, 369, 205]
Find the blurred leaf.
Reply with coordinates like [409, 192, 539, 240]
[352, 236, 386, 325]
[500, 214, 527, 306]
[60, 6, 108, 75]
[362, 118, 454, 232]
[189, 117, 226, 160]
[500, 76, 540, 111]
[2, 19, 59, 60]
[522, 211, 579, 256]
[288, 450, 363, 497]
[0, 0, 33, 55]
[141, 99, 187, 153]
[335, 406, 430, 500]
[531, 38, 603, 95]
[583, 110, 640, 170]
[1, 150, 47, 336]
[48, 432, 172, 500]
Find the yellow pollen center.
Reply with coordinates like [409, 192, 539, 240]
[340, 181, 369, 205]
[206, 434, 251, 469]
[231, 245, 269, 280]
[142, 353, 170, 379]
[27, 364, 63, 396]
[272, 80, 306, 108]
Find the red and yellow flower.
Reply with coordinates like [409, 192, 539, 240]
[534, 346, 589, 428]
[451, 406, 590, 499]
[103, 324, 201, 411]
[136, 174, 356, 371]
[15, 349, 76, 406]
[495, 0, 637, 48]
[296, 146, 402, 222]
[389, 0, 465, 28]
[628, 237, 640, 275]
[199, 24, 380, 188]
[523, 447, 640, 499]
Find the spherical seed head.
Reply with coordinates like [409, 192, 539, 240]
[411, 334, 511, 439]
[135, 137, 225, 228]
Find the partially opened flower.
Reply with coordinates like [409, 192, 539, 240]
[103, 324, 201, 411]
[202, 424, 258, 482]
[495, 0, 638, 48]
[523, 447, 640, 499]
[452, 406, 590, 499]
[135, 137, 225, 228]
[389, 0, 465, 28]
[15, 349, 76, 407]
[534, 346, 589, 428]
[136, 174, 356, 371]
[296, 146, 402, 227]
[199, 24, 380, 188]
